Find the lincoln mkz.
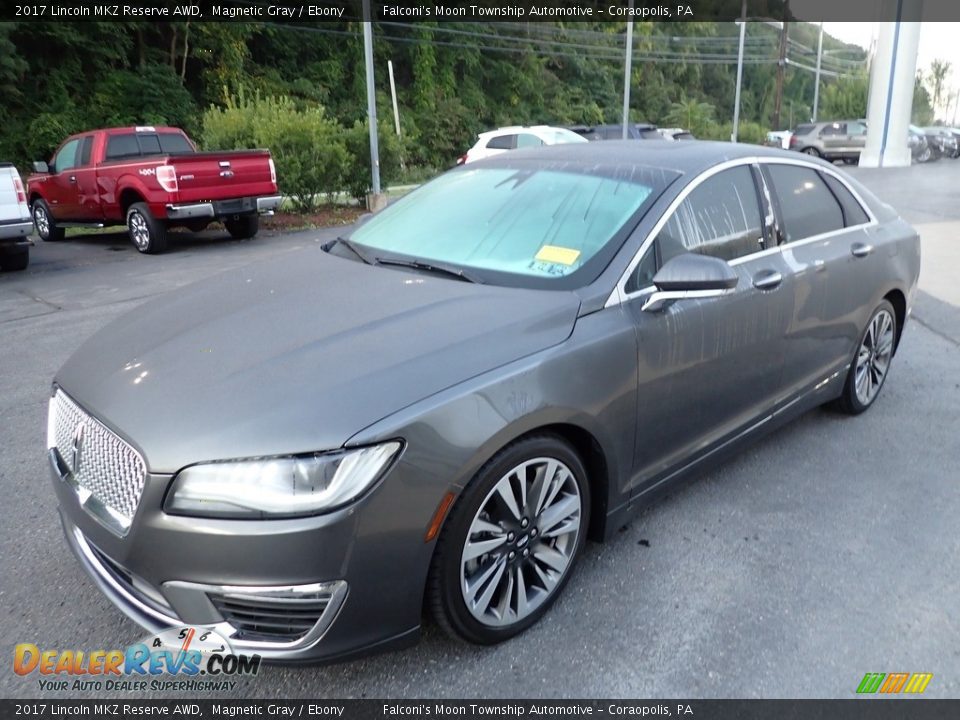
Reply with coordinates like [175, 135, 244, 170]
[48, 142, 920, 661]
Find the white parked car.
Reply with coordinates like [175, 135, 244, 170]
[457, 125, 588, 165]
[0, 163, 33, 271]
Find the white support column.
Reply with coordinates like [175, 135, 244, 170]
[860, 0, 924, 168]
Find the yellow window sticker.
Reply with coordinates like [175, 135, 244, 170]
[535, 245, 582, 266]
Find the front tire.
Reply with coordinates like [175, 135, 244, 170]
[428, 434, 590, 645]
[127, 202, 168, 254]
[33, 199, 65, 242]
[835, 300, 897, 415]
[802, 147, 821, 157]
[224, 215, 259, 240]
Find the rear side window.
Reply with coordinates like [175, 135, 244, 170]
[767, 164, 844, 242]
[820, 123, 845, 136]
[158, 133, 193, 153]
[137, 134, 163, 156]
[486, 134, 516, 150]
[657, 166, 764, 264]
[106, 134, 141, 160]
[821, 173, 870, 226]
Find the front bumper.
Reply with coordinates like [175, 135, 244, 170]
[0, 219, 34, 241]
[166, 195, 283, 221]
[52, 445, 437, 662]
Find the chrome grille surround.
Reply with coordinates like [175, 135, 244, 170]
[48, 389, 146, 535]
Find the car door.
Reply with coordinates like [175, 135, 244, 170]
[818, 122, 846, 157]
[762, 162, 874, 400]
[71, 135, 102, 221]
[620, 164, 795, 493]
[45, 138, 83, 220]
[846, 120, 868, 157]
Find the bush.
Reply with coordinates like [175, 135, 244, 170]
[202, 92, 348, 212]
[701, 121, 768, 145]
[342, 119, 403, 202]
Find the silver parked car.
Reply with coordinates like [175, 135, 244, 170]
[48, 142, 919, 661]
[789, 120, 868, 163]
[0, 163, 33, 271]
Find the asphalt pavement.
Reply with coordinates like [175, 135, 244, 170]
[1, 165, 958, 699]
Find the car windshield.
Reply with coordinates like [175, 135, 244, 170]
[348, 164, 674, 289]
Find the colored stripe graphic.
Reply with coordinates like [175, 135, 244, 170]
[857, 673, 886, 694]
[857, 672, 933, 694]
[904, 673, 934, 694]
[879, 673, 909, 693]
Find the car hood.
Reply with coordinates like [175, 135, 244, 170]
[55, 249, 581, 473]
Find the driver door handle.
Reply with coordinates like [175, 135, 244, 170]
[68, 175, 77, 183]
[851, 242, 873, 258]
[752, 270, 783, 290]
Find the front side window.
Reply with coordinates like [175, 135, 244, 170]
[53, 139, 81, 173]
[349, 164, 675, 289]
[656, 166, 764, 265]
[516, 133, 544, 149]
[767, 164, 844, 242]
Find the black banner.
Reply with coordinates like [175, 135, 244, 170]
[1, 700, 959, 720]
[4, 0, 960, 23]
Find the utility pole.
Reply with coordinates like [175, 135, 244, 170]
[731, 0, 747, 142]
[362, 0, 383, 210]
[621, 0, 634, 140]
[772, 1, 789, 130]
[388, 60, 401, 138]
[812, 21, 824, 121]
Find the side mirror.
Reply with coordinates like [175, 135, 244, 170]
[32, 161, 49, 174]
[643, 253, 738, 313]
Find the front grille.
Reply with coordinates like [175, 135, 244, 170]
[49, 390, 147, 527]
[208, 591, 334, 643]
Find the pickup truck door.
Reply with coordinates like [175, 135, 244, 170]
[45, 138, 83, 221]
[71, 136, 102, 221]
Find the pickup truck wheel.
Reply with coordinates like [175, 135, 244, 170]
[33, 200, 65, 242]
[127, 203, 168, 254]
[0, 247, 29, 272]
[224, 215, 259, 240]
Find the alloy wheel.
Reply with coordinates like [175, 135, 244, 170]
[854, 309, 895, 406]
[34, 206, 49, 237]
[129, 211, 150, 250]
[459, 457, 582, 627]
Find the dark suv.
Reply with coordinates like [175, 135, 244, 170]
[573, 123, 663, 141]
[789, 120, 867, 163]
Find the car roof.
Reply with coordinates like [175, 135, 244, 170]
[479, 125, 563, 137]
[485, 139, 812, 176]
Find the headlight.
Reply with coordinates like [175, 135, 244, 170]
[164, 441, 402, 519]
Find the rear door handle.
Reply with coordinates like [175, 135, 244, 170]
[752, 270, 783, 290]
[851, 242, 873, 258]
[68, 175, 76, 183]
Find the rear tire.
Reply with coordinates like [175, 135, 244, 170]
[835, 300, 897, 415]
[0, 248, 28, 271]
[126, 202, 168, 254]
[802, 147, 821, 157]
[428, 434, 590, 645]
[224, 215, 259, 240]
[33, 199, 65, 242]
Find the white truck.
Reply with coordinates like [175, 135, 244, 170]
[0, 163, 33, 271]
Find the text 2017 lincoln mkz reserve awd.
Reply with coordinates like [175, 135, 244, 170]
[48, 141, 919, 661]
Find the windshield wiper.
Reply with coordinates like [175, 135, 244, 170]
[374, 257, 484, 284]
[325, 236, 374, 265]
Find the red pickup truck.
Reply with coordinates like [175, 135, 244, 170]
[27, 126, 281, 254]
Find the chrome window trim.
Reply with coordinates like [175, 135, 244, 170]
[606, 155, 878, 308]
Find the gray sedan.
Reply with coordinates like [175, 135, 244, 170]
[48, 142, 920, 661]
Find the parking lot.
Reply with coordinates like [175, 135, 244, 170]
[1, 163, 958, 699]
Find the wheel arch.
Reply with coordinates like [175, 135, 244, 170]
[883, 288, 907, 353]
[118, 187, 146, 216]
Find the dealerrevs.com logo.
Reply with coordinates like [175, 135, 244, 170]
[13, 627, 260, 692]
